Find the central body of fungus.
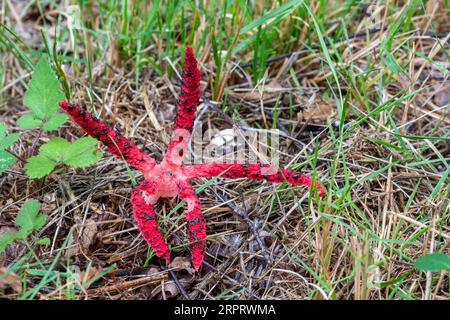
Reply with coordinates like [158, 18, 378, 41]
[144, 160, 187, 199]
[59, 46, 325, 271]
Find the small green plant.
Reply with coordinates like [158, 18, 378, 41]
[0, 199, 47, 253]
[24, 137, 102, 179]
[414, 253, 450, 272]
[17, 54, 103, 179]
[0, 123, 19, 174]
[17, 55, 67, 132]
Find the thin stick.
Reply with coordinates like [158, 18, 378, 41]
[215, 191, 272, 263]
[202, 260, 260, 300]
[28, 128, 43, 158]
[168, 269, 190, 300]
[86, 273, 168, 296]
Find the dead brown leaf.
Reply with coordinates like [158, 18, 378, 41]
[80, 219, 98, 250]
[150, 281, 179, 299]
[298, 96, 335, 123]
[169, 256, 195, 275]
[0, 268, 22, 295]
[434, 84, 450, 107]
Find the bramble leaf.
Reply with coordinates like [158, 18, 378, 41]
[17, 113, 43, 129]
[15, 199, 45, 234]
[63, 137, 102, 167]
[24, 137, 101, 179]
[0, 150, 16, 173]
[0, 133, 19, 150]
[0, 231, 17, 253]
[24, 155, 56, 178]
[0, 123, 6, 138]
[0, 123, 19, 150]
[23, 55, 65, 125]
[42, 113, 68, 132]
[415, 253, 450, 272]
[0, 199, 47, 253]
[0, 124, 18, 174]
[40, 137, 71, 161]
[35, 237, 51, 246]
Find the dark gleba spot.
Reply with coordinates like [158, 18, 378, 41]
[188, 216, 200, 226]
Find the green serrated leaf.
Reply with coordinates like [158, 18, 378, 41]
[0, 231, 18, 253]
[23, 55, 64, 120]
[0, 150, 16, 173]
[17, 113, 43, 129]
[0, 123, 19, 150]
[24, 154, 56, 178]
[0, 132, 19, 150]
[15, 199, 45, 234]
[35, 237, 51, 246]
[415, 253, 450, 272]
[63, 137, 101, 168]
[42, 113, 68, 132]
[24, 137, 101, 178]
[40, 137, 71, 161]
[64, 149, 102, 168]
[0, 123, 6, 138]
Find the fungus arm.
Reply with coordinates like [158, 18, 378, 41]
[165, 46, 202, 164]
[59, 102, 156, 172]
[173, 46, 202, 132]
[131, 182, 170, 264]
[176, 180, 206, 271]
[184, 162, 325, 197]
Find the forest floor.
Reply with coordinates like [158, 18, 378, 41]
[0, 1, 449, 300]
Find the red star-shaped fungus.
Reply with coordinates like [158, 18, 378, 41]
[59, 46, 325, 271]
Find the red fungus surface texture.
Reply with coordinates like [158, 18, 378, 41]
[59, 46, 325, 271]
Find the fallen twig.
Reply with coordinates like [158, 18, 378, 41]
[202, 260, 261, 300]
[87, 273, 168, 296]
[215, 190, 272, 263]
[168, 269, 190, 300]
